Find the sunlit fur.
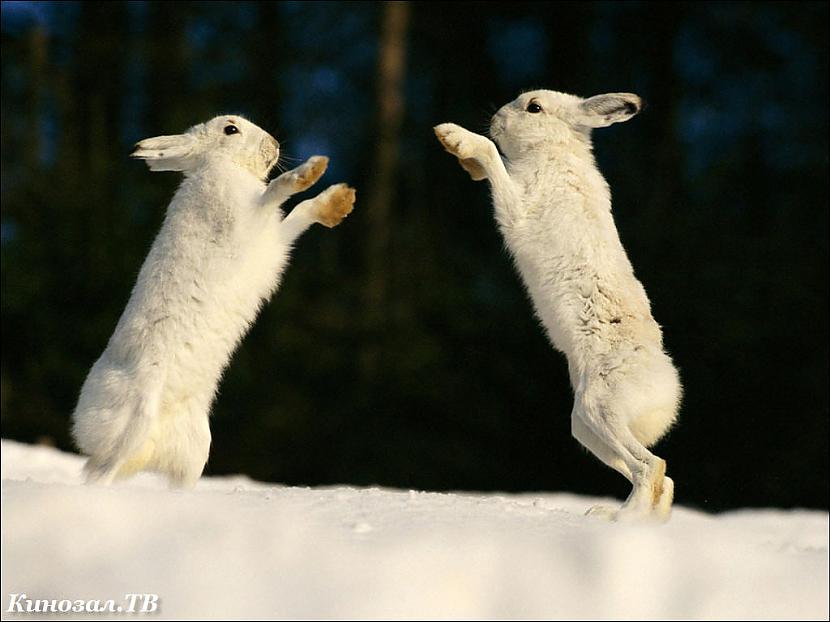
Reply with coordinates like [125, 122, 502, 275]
[72, 115, 355, 488]
[435, 90, 681, 522]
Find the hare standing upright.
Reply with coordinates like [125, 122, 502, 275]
[72, 115, 355, 488]
[435, 90, 681, 521]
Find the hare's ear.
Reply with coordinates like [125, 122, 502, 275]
[131, 134, 198, 172]
[577, 93, 643, 128]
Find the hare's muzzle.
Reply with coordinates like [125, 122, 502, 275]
[264, 135, 280, 160]
[259, 135, 280, 176]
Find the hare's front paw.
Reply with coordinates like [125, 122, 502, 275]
[314, 183, 356, 228]
[434, 123, 488, 160]
[289, 155, 329, 192]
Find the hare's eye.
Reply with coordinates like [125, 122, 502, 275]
[224, 125, 239, 135]
[526, 102, 543, 114]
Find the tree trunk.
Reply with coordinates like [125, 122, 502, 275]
[361, 1, 411, 381]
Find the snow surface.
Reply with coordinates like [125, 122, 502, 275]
[1, 440, 827, 620]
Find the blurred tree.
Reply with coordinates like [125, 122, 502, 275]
[362, 0, 410, 381]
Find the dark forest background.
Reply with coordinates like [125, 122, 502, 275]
[1, 1, 827, 511]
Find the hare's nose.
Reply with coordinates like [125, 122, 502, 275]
[270, 136, 280, 151]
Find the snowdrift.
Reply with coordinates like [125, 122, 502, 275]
[1, 440, 827, 619]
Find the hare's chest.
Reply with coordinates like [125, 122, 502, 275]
[204, 185, 263, 243]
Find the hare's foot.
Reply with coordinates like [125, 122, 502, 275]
[313, 183, 356, 228]
[649, 457, 667, 506]
[585, 504, 619, 521]
[288, 155, 329, 193]
[586, 503, 667, 523]
[653, 476, 674, 522]
[616, 460, 670, 523]
[434, 123, 494, 181]
[113, 439, 155, 480]
[165, 463, 205, 490]
[263, 156, 329, 207]
[434, 123, 490, 160]
[582, 466, 672, 523]
[82, 456, 119, 486]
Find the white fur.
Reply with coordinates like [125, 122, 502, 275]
[435, 90, 682, 522]
[72, 115, 355, 488]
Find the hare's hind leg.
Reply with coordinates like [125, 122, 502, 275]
[83, 429, 155, 485]
[572, 415, 633, 481]
[82, 384, 162, 486]
[166, 441, 209, 490]
[655, 476, 674, 521]
[576, 392, 670, 522]
[153, 403, 212, 489]
[83, 439, 152, 485]
[83, 456, 119, 486]
[172, 419, 211, 490]
[571, 415, 631, 520]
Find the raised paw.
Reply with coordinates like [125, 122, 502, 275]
[314, 183, 356, 228]
[434, 123, 492, 181]
[433, 123, 487, 160]
[290, 155, 329, 192]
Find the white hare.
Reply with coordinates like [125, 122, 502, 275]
[435, 90, 681, 521]
[71, 115, 355, 488]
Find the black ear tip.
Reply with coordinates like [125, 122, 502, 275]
[624, 99, 644, 115]
[638, 98, 648, 112]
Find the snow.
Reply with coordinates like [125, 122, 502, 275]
[1, 440, 827, 620]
